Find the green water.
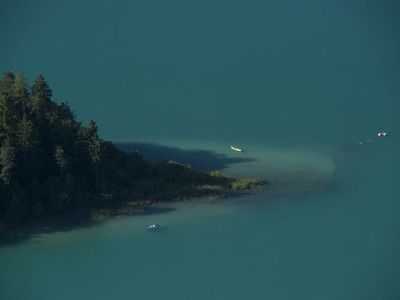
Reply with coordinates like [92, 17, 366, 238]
[1, 1, 399, 299]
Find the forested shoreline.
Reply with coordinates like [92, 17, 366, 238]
[0, 72, 264, 228]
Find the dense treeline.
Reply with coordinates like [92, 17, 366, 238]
[0, 72, 158, 224]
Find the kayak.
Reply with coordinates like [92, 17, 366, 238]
[230, 146, 243, 152]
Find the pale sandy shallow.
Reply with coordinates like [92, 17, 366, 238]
[1, 139, 337, 247]
[130, 139, 337, 193]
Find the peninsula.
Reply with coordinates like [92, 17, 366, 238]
[0, 72, 265, 229]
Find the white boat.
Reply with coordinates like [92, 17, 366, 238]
[377, 132, 388, 137]
[230, 146, 243, 152]
[146, 224, 160, 231]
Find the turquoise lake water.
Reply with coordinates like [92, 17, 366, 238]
[1, 1, 399, 299]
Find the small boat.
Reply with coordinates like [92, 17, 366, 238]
[146, 224, 160, 231]
[230, 146, 243, 152]
[377, 131, 388, 137]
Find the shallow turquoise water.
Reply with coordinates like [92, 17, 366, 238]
[1, 1, 400, 299]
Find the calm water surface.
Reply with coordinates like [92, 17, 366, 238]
[0, 1, 399, 299]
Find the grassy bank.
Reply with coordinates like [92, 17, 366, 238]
[90, 161, 266, 221]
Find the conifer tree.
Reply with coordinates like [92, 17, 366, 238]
[0, 91, 19, 137]
[0, 72, 15, 96]
[31, 74, 52, 118]
[17, 114, 36, 152]
[86, 120, 102, 164]
[10, 72, 30, 121]
[0, 138, 16, 185]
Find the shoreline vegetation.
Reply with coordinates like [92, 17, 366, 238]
[0, 72, 265, 233]
[90, 172, 266, 222]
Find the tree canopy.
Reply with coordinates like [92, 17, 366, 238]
[0, 72, 153, 224]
